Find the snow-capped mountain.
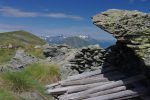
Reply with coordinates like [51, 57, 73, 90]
[43, 35, 114, 48]
[78, 35, 89, 39]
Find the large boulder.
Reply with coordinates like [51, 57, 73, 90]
[92, 9, 150, 68]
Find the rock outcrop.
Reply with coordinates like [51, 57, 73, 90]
[9, 50, 38, 70]
[0, 49, 38, 71]
[92, 9, 150, 67]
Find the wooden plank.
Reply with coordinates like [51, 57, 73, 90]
[45, 82, 60, 89]
[61, 74, 125, 86]
[84, 87, 146, 100]
[60, 71, 125, 86]
[47, 81, 111, 95]
[67, 82, 111, 94]
[46, 86, 70, 95]
[59, 75, 145, 100]
[115, 95, 141, 100]
[67, 67, 116, 81]
[46, 67, 116, 89]
[60, 86, 127, 100]
[83, 86, 127, 99]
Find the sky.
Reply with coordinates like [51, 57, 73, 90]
[0, 0, 149, 40]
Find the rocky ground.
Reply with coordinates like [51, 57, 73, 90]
[42, 44, 106, 79]
[0, 49, 38, 71]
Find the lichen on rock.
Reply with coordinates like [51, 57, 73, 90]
[92, 9, 150, 68]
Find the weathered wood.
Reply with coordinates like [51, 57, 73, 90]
[60, 86, 127, 100]
[47, 86, 71, 95]
[67, 67, 115, 81]
[115, 95, 141, 100]
[47, 82, 111, 95]
[67, 82, 110, 94]
[59, 75, 145, 100]
[61, 77, 107, 86]
[84, 87, 146, 100]
[46, 69, 104, 89]
[46, 82, 60, 89]
[83, 86, 127, 99]
[46, 67, 116, 89]
[60, 73, 125, 86]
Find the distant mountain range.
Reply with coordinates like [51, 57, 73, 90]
[43, 35, 115, 48]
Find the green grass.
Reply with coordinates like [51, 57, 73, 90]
[1, 72, 36, 92]
[0, 47, 45, 65]
[23, 63, 60, 84]
[0, 30, 46, 46]
[0, 63, 60, 99]
[0, 30, 46, 64]
[0, 88, 21, 100]
[24, 45, 45, 59]
[0, 31, 58, 99]
[0, 49, 16, 64]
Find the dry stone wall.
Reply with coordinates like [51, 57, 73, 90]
[68, 45, 105, 73]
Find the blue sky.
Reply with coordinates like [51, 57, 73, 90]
[0, 0, 149, 40]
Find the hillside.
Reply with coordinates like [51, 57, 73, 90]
[0, 30, 46, 47]
[0, 30, 46, 64]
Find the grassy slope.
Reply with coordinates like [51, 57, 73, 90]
[0, 31, 58, 99]
[0, 30, 46, 46]
[0, 30, 46, 64]
[0, 63, 59, 100]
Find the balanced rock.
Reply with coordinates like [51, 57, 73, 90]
[92, 9, 150, 67]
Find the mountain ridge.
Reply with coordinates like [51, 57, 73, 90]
[44, 35, 115, 48]
[0, 30, 46, 46]
[0, 30, 46, 64]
